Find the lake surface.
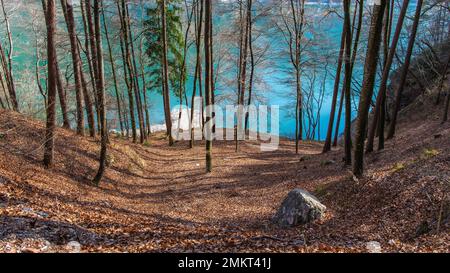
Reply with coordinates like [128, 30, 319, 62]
[7, 1, 419, 141]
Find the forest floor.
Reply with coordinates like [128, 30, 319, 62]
[0, 92, 449, 253]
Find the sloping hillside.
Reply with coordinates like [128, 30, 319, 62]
[0, 88, 449, 252]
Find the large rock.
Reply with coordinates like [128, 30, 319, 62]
[273, 189, 326, 227]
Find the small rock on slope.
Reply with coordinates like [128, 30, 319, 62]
[273, 189, 326, 227]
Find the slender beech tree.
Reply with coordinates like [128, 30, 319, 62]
[179, 0, 195, 126]
[0, 42, 12, 108]
[125, 3, 146, 143]
[0, 42, 9, 109]
[333, 0, 363, 147]
[139, 0, 151, 137]
[84, 0, 101, 133]
[0, 63, 8, 109]
[80, 0, 99, 136]
[377, 0, 394, 150]
[93, 0, 107, 185]
[78, 54, 96, 137]
[32, 14, 46, 108]
[80, 0, 95, 91]
[173, 0, 194, 142]
[43, 0, 57, 168]
[204, 0, 213, 172]
[208, 0, 214, 134]
[101, 2, 125, 136]
[443, 83, 450, 123]
[342, 0, 353, 165]
[366, 0, 409, 153]
[161, 0, 174, 146]
[278, 0, 305, 154]
[55, 63, 71, 129]
[387, 0, 423, 139]
[117, 0, 137, 142]
[43, 0, 71, 131]
[0, 79, 4, 108]
[140, 38, 151, 137]
[190, 0, 203, 148]
[442, 54, 450, 123]
[235, 1, 245, 152]
[35, 63, 46, 109]
[353, 0, 386, 176]
[293, 0, 305, 154]
[323, 24, 346, 153]
[0, 0, 18, 111]
[61, 0, 86, 134]
[235, 0, 252, 152]
[244, 0, 254, 135]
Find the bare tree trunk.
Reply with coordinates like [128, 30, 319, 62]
[55, 62, 71, 129]
[440, 27, 450, 122]
[32, 19, 46, 109]
[343, 0, 353, 166]
[44, 0, 70, 128]
[93, 0, 107, 185]
[377, 0, 395, 151]
[43, 0, 57, 168]
[0, 83, 4, 108]
[54, 2, 72, 131]
[289, 0, 305, 154]
[322, 2, 360, 143]
[443, 80, 450, 123]
[178, 0, 194, 140]
[323, 24, 346, 153]
[125, 3, 146, 143]
[209, 0, 214, 131]
[0, 64, 9, 109]
[387, 0, 423, 139]
[204, 0, 213, 172]
[139, 0, 151, 137]
[235, 0, 244, 151]
[101, 3, 124, 136]
[80, 0, 98, 133]
[244, 0, 254, 134]
[79, 59, 96, 137]
[84, 0, 101, 133]
[442, 54, 450, 123]
[333, 0, 363, 147]
[140, 42, 151, 136]
[236, 0, 251, 152]
[0, 43, 11, 109]
[190, 0, 203, 148]
[353, 1, 386, 176]
[161, 0, 174, 146]
[117, 0, 137, 142]
[61, 0, 87, 133]
[121, 85, 130, 137]
[0, 0, 18, 111]
[366, 0, 409, 152]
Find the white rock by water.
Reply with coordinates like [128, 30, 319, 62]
[110, 107, 204, 135]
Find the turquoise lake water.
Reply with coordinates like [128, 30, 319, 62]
[142, 2, 418, 140]
[6, 1, 420, 140]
